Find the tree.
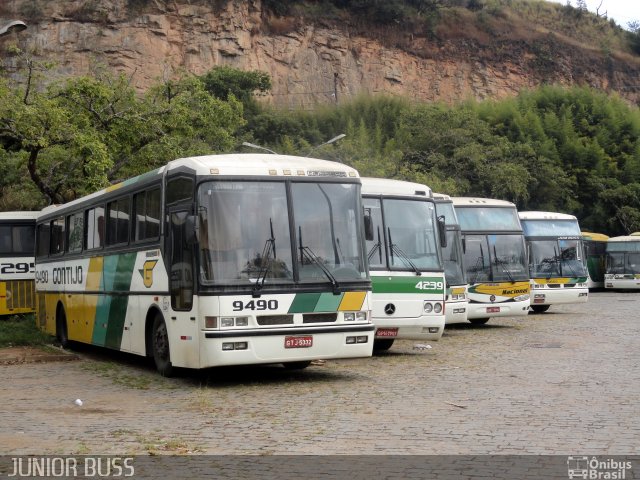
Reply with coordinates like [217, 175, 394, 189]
[0, 59, 244, 205]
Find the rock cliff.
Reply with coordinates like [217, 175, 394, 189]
[2, 0, 639, 106]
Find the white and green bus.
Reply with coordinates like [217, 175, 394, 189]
[0, 211, 38, 316]
[361, 178, 446, 350]
[519, 211, 589, 313]
[453, 197, 530, 324]
[433, 193, 468, 324]
[582, 231, 609, 289]
[605, 233, 640, 290]
[35, 154, 375, 375]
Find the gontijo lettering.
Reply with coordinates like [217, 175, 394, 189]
[52, 266, 83, 285]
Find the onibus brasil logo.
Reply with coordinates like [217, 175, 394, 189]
[567, 456, 632, 479]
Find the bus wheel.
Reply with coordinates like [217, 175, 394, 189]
[152, 314, 174, 377]
[469, 318, 490, 325]
[531, 305, 551, 314]
[373, 339, 395, 351]
[56, 307, 69, 348]
[282, 361, 312, 370]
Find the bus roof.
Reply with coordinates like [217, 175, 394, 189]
[452, 197, 516, 208]
[581, 231, 609, 241]
[518, 211, 577, 221]
[0, 211, 40, 221]
[38, 154, 359, 220]
[432, 192, 452, 202]
[607, 235, 640, 243]
[360, 177, 432, 198]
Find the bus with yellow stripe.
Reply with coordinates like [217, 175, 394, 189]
[361, 178, 447, 351]
[0, 212, 38, 316]
[452, 198, 530, 324]
[519, 211, 589, 313]
[433, 193, 468, 325]
[35, 154, 374, 375]
[581, 231, 609, 289]
[605, 233, 640, 290]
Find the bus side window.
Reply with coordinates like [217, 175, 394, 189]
[67, 212, 84, 253]
[85, 207, 105, 250]
[36, 224, 50, 258]
[50, 218, 65, 255]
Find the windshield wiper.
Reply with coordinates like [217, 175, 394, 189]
[388, 228, 421, 276]
[493, 245, 515, 282]
[298, 226, 341, 294]
[252, 219, 276, 298]
[367, 226, 383, 263]
[471, 254, 485, 284]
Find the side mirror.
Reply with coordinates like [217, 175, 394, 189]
[364, 209, 374, 241]
[437, 215, 447, 248]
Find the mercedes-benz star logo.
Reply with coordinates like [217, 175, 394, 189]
[384, 303, 396, 315]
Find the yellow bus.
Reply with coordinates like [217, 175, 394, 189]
[0, 212, 38, 316]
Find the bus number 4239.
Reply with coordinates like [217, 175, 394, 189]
[232, 299, 279, 311]
[415, 281, 444, 291]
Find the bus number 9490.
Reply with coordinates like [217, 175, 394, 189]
[232, 299, 279, 311]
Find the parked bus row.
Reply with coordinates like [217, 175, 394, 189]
[1, 154, 639, 375]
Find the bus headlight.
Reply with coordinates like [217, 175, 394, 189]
[513, 294, 530, 302]
[221, 317, 235, 327]
[423, 302, 433, 313]
[355, 311, 367, 322]
[434, 302, 443, 314]
[344, 312, 355, 322]
[235, 317, 249, 327]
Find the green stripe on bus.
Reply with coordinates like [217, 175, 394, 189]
[288, 293, 321, 313]
[371, 276, 444, 294]
[105, 254, 137, 349]
[314, 292, 344, 312]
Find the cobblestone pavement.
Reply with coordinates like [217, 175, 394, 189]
[0, 291, 638, 456]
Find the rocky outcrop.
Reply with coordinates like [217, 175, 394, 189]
[1, 0, 639, 106]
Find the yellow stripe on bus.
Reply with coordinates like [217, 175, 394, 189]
[338, 291, 367, 311]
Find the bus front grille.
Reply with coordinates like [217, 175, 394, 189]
[257, 315, 294, 326]
[302, 313, 337, 323]
[6, 280, 36, 310]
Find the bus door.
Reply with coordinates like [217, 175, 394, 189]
[164, 174, 199, 364]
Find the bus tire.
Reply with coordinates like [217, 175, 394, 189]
[373, 339, 394, 351]
[151, 314, 174, 377]
[56, 306, 69, 349]
[530, 305, 551, 314]
[469, 318, 490, 325]
[282, 361, 311, 370]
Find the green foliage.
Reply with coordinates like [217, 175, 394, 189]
[0, 315, 54, 348]
[0, 60, 245, 204]
[242, 86, 640, 237]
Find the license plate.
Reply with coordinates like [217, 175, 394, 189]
[376, 328, 398, 337]
[486, 306, 500, 313]
[284, 336, 313, 348]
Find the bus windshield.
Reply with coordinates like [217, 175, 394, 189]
[529, 239, 588, 277]
[442, 228, 465, 285]
[462, 234, 528, 283]
[197, 181, 366, 286]
[456, 207, 520, 231]
[364, 197, 441, 271]
[0, 224, 35, 255]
